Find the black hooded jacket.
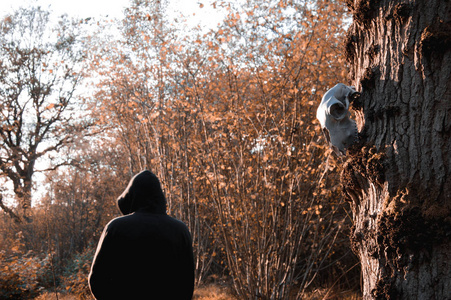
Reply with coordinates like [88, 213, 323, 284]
[89, 170, 194, 300]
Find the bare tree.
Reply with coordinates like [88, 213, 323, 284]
[343, 0, 451, 298]
[0, 7, 88, 221]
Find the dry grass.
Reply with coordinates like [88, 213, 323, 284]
[303, 288, 361, 300]
[35, 285, 359, 300]
[193, 284, 237, 300]
[35, 284, 236, 300]
[35, 293, 82, 300]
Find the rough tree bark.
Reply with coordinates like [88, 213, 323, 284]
[343, 0, 451, 299]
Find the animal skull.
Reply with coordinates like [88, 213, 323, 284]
[316, 83, 360, 155]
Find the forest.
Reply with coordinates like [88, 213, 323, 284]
[3, 0, 449, 299]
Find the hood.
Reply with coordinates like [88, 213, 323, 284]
[117, 170, 167, 215]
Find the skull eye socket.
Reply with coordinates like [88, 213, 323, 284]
[349, 91, 361, 101]
[329, 102, 347, 120]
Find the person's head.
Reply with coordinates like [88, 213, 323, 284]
[117, 170, 166, 215]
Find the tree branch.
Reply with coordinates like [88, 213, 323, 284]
[0, 194, 21, 223]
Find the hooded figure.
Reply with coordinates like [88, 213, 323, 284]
[89, 170, 194, 300]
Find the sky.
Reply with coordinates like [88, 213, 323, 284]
[0, 0, 226, 30]
[0, 0, 130, 18]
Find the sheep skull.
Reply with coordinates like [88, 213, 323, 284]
[316, 83, 360, 155]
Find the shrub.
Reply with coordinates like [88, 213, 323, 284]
[0, 237, 52, 299]
[61, 246, 96, 299]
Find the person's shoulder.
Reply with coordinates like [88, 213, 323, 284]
[105, 214, 135, 229]
[166, 216, 192, 239]
[165, 215, 189, 228]
[107, 212, 189, 232]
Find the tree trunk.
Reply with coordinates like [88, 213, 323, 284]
[343, 0, 451, 298]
